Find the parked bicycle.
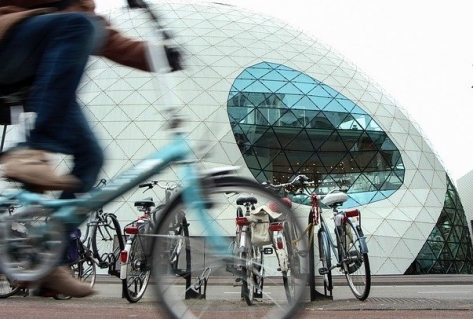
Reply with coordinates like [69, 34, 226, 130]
[0, 2, 307, 318]
[312, 189, 371, 300]
[261, 175, 312, 302]
[227, 195, 264, 305]
[225, 174, 309, 305]
[80, 179, 125, 277]
[121, 180, 191, 303]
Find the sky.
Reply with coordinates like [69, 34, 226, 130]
[95, 0, 473, 182]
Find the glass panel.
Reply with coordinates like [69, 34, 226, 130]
[228, 62, 404, 207]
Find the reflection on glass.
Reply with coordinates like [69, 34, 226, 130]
[227, 61, 405, 207]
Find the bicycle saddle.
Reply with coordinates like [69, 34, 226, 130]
[134, 197, 155, 208]
[236, 196, 257, 205]
[321, 191, 348, 207]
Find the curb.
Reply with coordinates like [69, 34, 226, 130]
[95, 274, 473, 286]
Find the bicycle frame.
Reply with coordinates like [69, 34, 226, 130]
[0, 130, 238, 282]
[3, 134, 193, 225]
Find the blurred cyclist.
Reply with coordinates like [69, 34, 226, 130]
[0, 0, 180, 297]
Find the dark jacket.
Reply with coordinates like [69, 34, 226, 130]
[0, 0, 151, 71]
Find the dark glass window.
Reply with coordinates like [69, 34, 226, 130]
[405, 175, 473, 274]
[227, 62, 405, 206]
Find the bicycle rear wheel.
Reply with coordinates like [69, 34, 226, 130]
[0, 205, 65, 282]
[122, 234, 152, 303]
[151, 176, 308, 319]
[241, 244, 264, 306]
[91, 213, 124, 267]
[341, 220, 370, 300]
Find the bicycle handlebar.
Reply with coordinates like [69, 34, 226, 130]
[94, 178, 107, 189]
[262, 174, 310, 189]
[138, 180, 181, 191]
[127, 0, 183, 72]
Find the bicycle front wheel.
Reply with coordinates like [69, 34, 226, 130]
[151, 176, 308, 319]
[317, 227, 332, 294]
[281, 221, 302, 302]
[342, 220, 371, 300]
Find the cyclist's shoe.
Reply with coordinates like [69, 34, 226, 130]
[31, 287, 60, 298]
[0, 147, 81, 192]
[38, 266, 95, 298]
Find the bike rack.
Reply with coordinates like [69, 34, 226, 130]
[308, 237, 333, 301]
[305, 205, 333, 301]
[185, 267, 211, 299]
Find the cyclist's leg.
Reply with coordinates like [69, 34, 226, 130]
[59, 102, 104, 197]
[0, 13, 106, 191]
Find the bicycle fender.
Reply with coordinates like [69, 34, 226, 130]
[203, 166, 240, 178]
[358, 236, 369, 254]
[276, 249, 288, 272]
[120, 237, 134, 280]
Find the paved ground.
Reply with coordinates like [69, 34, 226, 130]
[1, 275, 472, 319]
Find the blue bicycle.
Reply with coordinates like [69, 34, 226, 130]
[0, 2, 308, 318]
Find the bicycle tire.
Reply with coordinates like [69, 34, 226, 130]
[342, 220, 371, 300]
[282, 222, 300, 302]
[0, 273, 20, 298]
[242, 242, 263, 305]
[317, 228, 333, 293]
[168, 212, 191, 276]
[91, 213, 124, 267]
[151, 176, 308, 319]
[122, 233, 152, 303]
[0, 205, 66, 282]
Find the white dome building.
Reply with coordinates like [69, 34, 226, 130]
[4, 1, 470, 275]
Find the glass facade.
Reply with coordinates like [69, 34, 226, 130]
[227, 62, 405, 207]
[405, 176, 473, 274]
[48, 3, 469, 274]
